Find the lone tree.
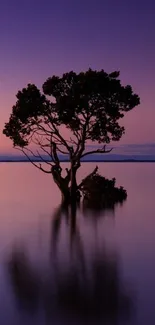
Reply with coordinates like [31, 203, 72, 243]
[3, 69, 140, 203]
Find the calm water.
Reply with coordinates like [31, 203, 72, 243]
[0, 162, 155, 324]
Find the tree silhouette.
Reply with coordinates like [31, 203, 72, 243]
[3, 69, 140, 203]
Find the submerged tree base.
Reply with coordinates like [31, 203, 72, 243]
[80, 167, 127, 210]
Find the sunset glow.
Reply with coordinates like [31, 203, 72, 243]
[0, 0, 155, 153]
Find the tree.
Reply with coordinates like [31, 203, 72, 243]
[3, 69, 140, 203]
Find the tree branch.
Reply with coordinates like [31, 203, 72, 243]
[74, 115, 90, 158]
[64, 168, 71, 183]
[32, 121, 52, 136]
[51, 142, 60, 167]
[16, 148, 52, 174]
[46, 113, 72, 152]
[81, 146, 113, 158]
[36, 149, 53, 166]
[23, 147, 53, 166]
[39, 144, 52, 159]
[56, 146, 69, 155]
[73, 130, 81, 142]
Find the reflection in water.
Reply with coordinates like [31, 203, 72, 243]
[82, 189, 127, 218]
[82, 199, 125, 218]
[6, 201, 133, 324]
[51, 250, 132, 324]
[7, 249, 40, 314]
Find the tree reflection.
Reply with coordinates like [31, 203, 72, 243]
[49, 250, 132, 324]
[6, 201, 133, 324]
[82, 192, 127, 218]
[7, 249, 40, 314]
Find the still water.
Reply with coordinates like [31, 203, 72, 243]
[0, 162, 155, 325]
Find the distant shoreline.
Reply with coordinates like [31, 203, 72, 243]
[0, 160, 155, 163]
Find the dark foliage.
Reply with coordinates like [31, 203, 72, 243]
[80, 167, 127, 210]
[3, 69, 140, 176]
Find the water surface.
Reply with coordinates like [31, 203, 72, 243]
[0, 162, 155, 324]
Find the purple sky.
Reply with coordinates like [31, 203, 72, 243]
[0, 0, 155, 153]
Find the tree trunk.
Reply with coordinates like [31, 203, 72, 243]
[51, 163, 80, 205]
[56, 180, 70, 205]
[51, 167, 70, 204]
[70, 166, 78, 203]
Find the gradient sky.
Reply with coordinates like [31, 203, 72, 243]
[0, 0, 155, 153]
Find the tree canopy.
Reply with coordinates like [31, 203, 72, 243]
[3, 69, 140, 202]
[3, 69, 140, 163]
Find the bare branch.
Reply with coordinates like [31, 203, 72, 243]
[27, 129, 39, 143]
[73, 130, 81, 142]
[33, 137, 54, 161]
[50, 133, 63, 145]
[56, 146, 69, 155]
[74, 122, 88, 158]
[20, 146, 53, 167]
[47, 119, 71, 153]
[69, 137, 78, 146]
[15, 148, 52, 174]
[30, 121, 52, 136]
[40, 144, 52, 158]
[81, 145, 113, 158]
[51, 142, 60, 166]
[36, 149, 53, 166]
